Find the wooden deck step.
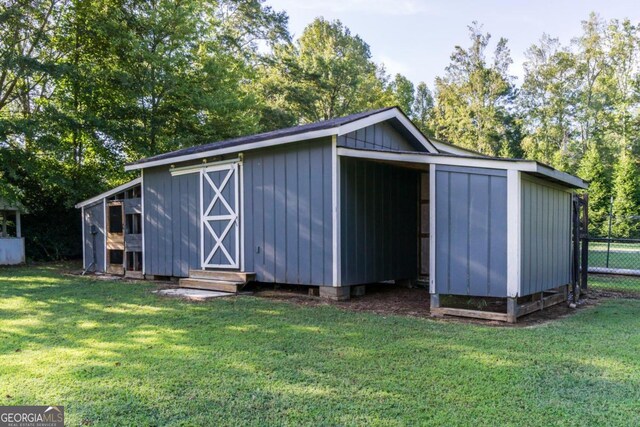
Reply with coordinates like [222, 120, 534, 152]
[188, 269, 255, 283]
[179, 278, 244, 293]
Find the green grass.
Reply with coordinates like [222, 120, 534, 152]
[589, 274, 640, 293]
[589, 241, 640, 270]
[2, 265, 640, 426]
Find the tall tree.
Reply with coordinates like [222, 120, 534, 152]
[519, 34, 579, 170]
[430, 23, 516, 155]
[389, 73, 414, 116]
[611, 150, 640, 237]
[578, 144, 612, 235]
[262, 17, 391, 124]
[412, 82, 434, 136]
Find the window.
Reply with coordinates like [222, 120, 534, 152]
[125, 213, 141, 234]
[108, 205, 123, 233]
[109, 249, 123, 265]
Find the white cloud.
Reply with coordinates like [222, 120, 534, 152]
[377, 54, 412, 78]
[271, 0, 430, 16]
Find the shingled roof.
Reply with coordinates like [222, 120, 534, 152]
[127, 107, 400, 168]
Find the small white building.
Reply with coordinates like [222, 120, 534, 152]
[0, 198, 25, 265]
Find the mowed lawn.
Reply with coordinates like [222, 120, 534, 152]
[2, 266, 640, 426]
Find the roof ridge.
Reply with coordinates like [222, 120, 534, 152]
[128, 106, 398, 167]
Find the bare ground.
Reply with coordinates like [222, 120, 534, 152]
[247, 282, 640, 326]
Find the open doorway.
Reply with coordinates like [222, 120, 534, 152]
[106, 201, 125, 275]
[418, 171, 430, 284]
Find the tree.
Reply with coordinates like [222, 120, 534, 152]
[262, 17, 391, 124]
[0, 0, 291, 260]
[412, 82, 434, 135]
[430, 23, 516, 155]
[519, 34, 579, 170]
[578, 144, 612, 235]
[611, 150, 640, 237]
[389, 73, 414, 116]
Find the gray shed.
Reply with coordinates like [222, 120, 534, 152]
[76, 107, 587, 321]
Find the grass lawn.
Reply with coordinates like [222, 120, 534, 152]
[589, 274, 640, 293]
[589, 241, 640, 270]
[2, 265, 640, 426]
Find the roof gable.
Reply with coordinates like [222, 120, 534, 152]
[125, 107, 437, 171]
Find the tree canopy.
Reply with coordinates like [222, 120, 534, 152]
[2, 4, 640, 260]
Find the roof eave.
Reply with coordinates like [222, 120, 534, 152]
[124, 108, 439, 172]
[75, 177, 142, 209]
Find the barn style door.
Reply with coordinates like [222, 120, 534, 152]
[200, 162, 240, 269]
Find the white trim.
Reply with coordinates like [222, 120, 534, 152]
[392, 113, 439, 153]
[81, 206, 85, 270]
[507, 170, 522, 298]
[335, 109, 398, 135]
[429, 165, 436, 294]
[331, 135, 341, 287]
[126, 128, 336, 171]
[103, 198, 107, 272]
[170, 157, 242, 176]
[124, 108, 440, 172]
[336, 147, 587, 189]
[334, 109, 438, 153]
[199, 169, 204, 268]
[15, 210, 21, 238]
[430, 139, 484, 157]
[199, 162, 240, 269]
[141, 169, 146, 275]
[75, 177, 142, 208]
[239, 158, 245, 272]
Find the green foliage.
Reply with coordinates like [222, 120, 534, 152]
[2, 3, 640, 258]
[612, 150, 640, 237]
[0, 0, 289, 260]
[389, 73, 415, 116]
[262, 17, 391, 124]
[412, 82, 434, 135]
[578, 144, 612, 235]
[431, 23, 517, 156]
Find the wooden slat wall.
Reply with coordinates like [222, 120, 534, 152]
[340, 157, 418, 285]
[243, 139, 333, 285]
[435, 165, 508, 297]
[144, 166, 200, 277]
[83, 202, 105, 272]
[520, 177, 572, 295]
[338, 122, 419, 152]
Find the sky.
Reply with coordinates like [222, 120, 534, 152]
[264, 0, 640, 87]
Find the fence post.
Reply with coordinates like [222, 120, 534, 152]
[606, 195, 614, 268]
[581, 194, 589, 291]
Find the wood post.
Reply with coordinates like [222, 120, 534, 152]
[319, 286, 350, 301]
[430, 293, 440, 309]
[506, 298, 518, 323]
[1, 211, 6, 238]
[15, 210, 21, 238]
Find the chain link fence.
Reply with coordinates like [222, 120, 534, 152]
[588, 237, 640, 293]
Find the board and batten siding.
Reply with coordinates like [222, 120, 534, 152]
[83, 201, 105, 272]
[435, 165, 508, 297]
[243, 138, 333, 285]
[143, 165, 200, 277]
[520, 176, 572, 295]
[337, 121, 422, 152]
[340, 157, 418, 285]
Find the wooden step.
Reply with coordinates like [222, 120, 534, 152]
[188, 269, 255, 283]
[179, 278, 244, 293]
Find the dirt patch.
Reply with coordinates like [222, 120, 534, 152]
[248, 282, 632, 326]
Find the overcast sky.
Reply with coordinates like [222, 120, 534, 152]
[265, 0, 640, 87]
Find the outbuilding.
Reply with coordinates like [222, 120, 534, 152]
[0, 198, 25, 265]
[76, 107, 587, 321]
